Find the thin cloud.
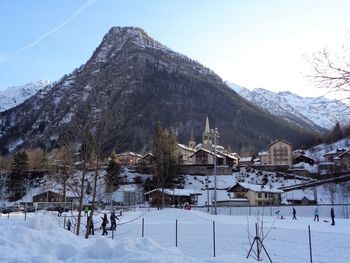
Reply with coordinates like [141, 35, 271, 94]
[1, 0, 96, 64]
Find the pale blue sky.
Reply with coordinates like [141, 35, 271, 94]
[1, 0, 349, 97]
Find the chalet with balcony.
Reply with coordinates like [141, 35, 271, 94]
[226, 182, 283, 206]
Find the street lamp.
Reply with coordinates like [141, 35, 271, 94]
[211, 128, 219, 215]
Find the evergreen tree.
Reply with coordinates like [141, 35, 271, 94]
[105, 150, 121, 193]
[332, 122, 343, 142]
[12, 151, 29, 174]
[8, 151, 29, 201]
[153, 123, 183, 208]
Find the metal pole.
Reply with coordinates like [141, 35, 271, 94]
[213, 220, 216, 257]
[269, 186, 272, 216]
[212, 128, 218, 216]
[308, 225, 313, 263]
[142, 217, 144, 238]
[175, 219, 178, 247]
[206, 175, 209, 212]
[256, 223, 260, 261]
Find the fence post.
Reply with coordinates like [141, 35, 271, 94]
[213, 220, 216, 257]
[142, 217, 144, 238]
[64, 214, 66, 229]
[175, 219, 178, 247]
[230, 208, 232, 215]
[308, 225, 313, 263]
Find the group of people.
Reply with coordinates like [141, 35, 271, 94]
[277, 207, 336, 225]
[84, 210, 120, 236]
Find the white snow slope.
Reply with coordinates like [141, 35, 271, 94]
[0, 80, 51, 112]
[1, 208, 349, 262]
[227, 82, 350, 131]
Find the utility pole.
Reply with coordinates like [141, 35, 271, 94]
[206, 174, 209, 212]
[211, 128, 219, 215]
[269, 184, 272, 216]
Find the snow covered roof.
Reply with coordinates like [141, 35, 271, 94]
[336, 150, 350, 158]
[323, 148, 348, 156]
[228, 182, 283, 193]
[190, 148, 224, 158]
[217, 151, 239, 160]
[141, 153, 154, 158]
[239, 157, 253, 162]
[258, 151, 269, 156]
[319, 162, 335, 165]
[177, 143, 196, 152]
[117, 151, 143, 157]
[144, 188, 202, 196]
[285, 190, 315, 201]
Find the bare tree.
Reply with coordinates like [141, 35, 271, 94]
[85, 112, 108, 239]
[308, 34, 350, 103]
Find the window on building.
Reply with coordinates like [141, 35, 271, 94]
[257, 193, 262, 198]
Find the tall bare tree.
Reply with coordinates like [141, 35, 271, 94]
[309, 35, 350, 103]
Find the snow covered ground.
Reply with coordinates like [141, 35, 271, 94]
[1, 208, 349, 262]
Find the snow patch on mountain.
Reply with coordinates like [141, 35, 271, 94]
[227, 82, 350, 131]
[0, 80, 51, 112]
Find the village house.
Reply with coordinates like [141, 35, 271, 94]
[259, 151, 270, 165]
[334, 150, 350, 171]
[190, 148, 225, 165]
[286, 196, 316, 205]
[323, 148, 347, 162]
[138, 153, 155, 166]
[269, 139, 293, 167]
[293, 154, 315, 166]
[32, 191, 64, 203]
[239, 157, 254, 167]
[319, 148, 350, 174]
[176, 143, 195, 164]
[116, 151, 143, 166]
[226, 182, 283, 206]
[144, 188, 202, 207]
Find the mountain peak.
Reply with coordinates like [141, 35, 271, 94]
[90, 26, 169, 64]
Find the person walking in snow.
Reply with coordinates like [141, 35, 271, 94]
[87, 212, 94, 235]
[314, 207, 319, 221]
[84, 206, 89, 217]
[331, 207, 335, 226]
[292, 207, 297, 220]
[58, 207, 63, 217]
[66, 219, 72, 231]
[110, 212, 118, 231]
[101, 213, 109, 235]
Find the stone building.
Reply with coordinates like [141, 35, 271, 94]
[269, 139, 293, 167]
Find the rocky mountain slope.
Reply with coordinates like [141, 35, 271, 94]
[227, 82, 350, 132]
[0, 80, 51, 112]
[0, 27, 316, 155]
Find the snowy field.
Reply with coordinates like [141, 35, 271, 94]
[1, 208, 349, 263]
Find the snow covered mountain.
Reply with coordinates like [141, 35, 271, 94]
[227, 82, 350, 132]
[0, 80, 51, 112]
[0, 27, 315, 154]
